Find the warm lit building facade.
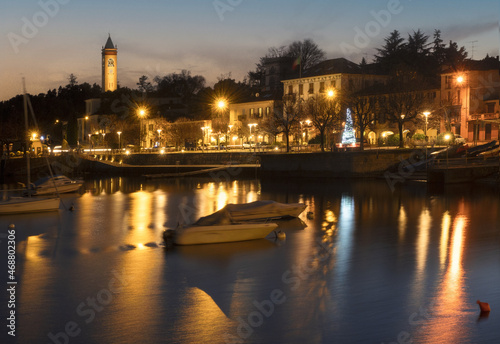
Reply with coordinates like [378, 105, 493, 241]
[440, 57, 500, 143]
[227, 94, 279, 144]
[282, 59, 388, 101]
[282, 58, 389, 144]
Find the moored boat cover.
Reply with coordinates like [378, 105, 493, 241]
[194, 208, 233, 226]
[194, 200, 302, 225]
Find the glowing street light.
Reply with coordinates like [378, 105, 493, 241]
[248, 123, 257, 147]
[117, 131, 122, 151]
[444, 133, 451, 166]
[157, 129, 162, 148]
[423, 111, 430, 142]
[137, 108, 147, 151]
[217, 99, 226, 110]
[327, 89, 335, 98]
[248, 123, 257, 134]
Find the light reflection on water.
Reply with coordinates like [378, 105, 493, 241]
[1, 178, 499, 344]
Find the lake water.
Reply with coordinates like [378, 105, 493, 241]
[1, 177, 499, 344]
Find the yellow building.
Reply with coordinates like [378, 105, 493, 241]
[102, 35, 117, 92]
[440, 57, 500, 143]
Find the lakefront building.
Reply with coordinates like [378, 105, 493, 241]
[282, 58, 388, 100]
[440, 56, 500, 144]
[282, 58, 389, 145]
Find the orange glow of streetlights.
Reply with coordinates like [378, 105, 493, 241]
[456, 76, 464, 84]
[137, 107, 147, 150]
[217, 99, 227, 110]
[327, 89, 335, 98]
[117, 131, 122, 150]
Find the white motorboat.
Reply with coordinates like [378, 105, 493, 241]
[196, 200, 306, 224]
[0, 197, 60, 215]
[28, 175, 83, 195]
[164, 222, 278, 246]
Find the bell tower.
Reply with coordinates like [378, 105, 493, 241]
[102, 34, 117, 92]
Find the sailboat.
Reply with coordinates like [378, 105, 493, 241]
[0, 80, 60, 215]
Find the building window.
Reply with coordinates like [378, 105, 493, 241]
[250, 108, 255, 118]
[299, 84, 303, 95]
[457, 90, 461, 102]
[149, 124, 154, 131]
[331, 80, 336, 88]
[288, 85, 293, 94]
[445, 75, 452, 89]
[487, 103, 495, 113]
[485, 123, 492, 140]
[308, 83, 314, 94]
[258, 108, 263, 118]
[319, 82, 325, 93]
[241, 109, 246, 116]
[266, 107, 270, 116]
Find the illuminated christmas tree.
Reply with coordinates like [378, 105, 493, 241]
[342, 108, 356, 145]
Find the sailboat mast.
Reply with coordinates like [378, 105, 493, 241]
[22, 78, 31, 190]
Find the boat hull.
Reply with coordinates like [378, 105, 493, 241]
[173, 223, 278, 245]
[30, 175, 84, 195]
[34, 183, 83, 195]
[0, 197, 60, 215]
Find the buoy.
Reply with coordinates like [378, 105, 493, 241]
[477, 300, 491, 312]
[275, 230, 286, 240]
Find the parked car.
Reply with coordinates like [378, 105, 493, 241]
[454, 135, 466, 144]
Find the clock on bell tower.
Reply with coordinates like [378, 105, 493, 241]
[102, 34, 117, 92]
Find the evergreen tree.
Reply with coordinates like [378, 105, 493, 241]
[374, 30, 406, 74]
[341, 108, 356, 145]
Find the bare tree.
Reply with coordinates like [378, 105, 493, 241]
[287, 39, 326, 70]
[378, 76, 435, 148]
[305, 93, 343, 152]
[273, 94, 303, 152]
[345, 90, 378, 150]
[259, 116, 281, 144]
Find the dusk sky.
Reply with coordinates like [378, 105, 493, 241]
[1, 0, 499, 101]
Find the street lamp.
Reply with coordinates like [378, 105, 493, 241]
[444, 133, 451, 167]
[102, 133, 106, 149]
[227, 125, 233, 148]
[117, 131, 122, 152]
[248, 123, 257, 148]
[423, 111, 430, 142]
[138, 108, 147, 151]
[157, 129, 162, 148]
[304, 119, 311, 145]
[201, 126, 207, 148]
[217, 99, 226, 111]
